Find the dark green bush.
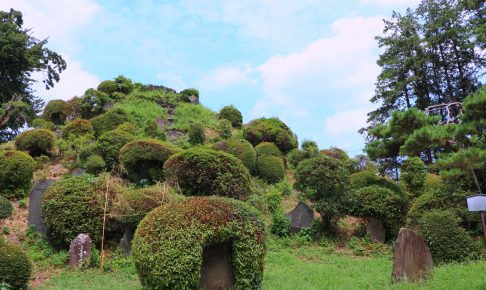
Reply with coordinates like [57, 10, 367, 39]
[400, 157, 426, 197]
[77, 89, 110, 119]
[90, 108, 131, 137]
[114, 75, 134, 94]
[266, 187, 283, 213]
[164, 148, 251, 200]
[243, 117, 297, 153]
[349, 169, 403, 194]
[62, 119, 93, 138]
[84, 155, 106, 175]
[188, 122, 205, 145]
[219, 105, 243, 128]
[320, 147, 349, 160]
[0, 238, 32, 290]
[287, 140, 319, 169]
[419, 210, 480, 263]
[0, 150, 36, 199]
[119, 139, 181, 183]
[132, 196, 265, 290]
[255, 142, 282, 158]
[97, 80, 118, 95]
[256, 156, 285, 184]
[42, 99, 69, 125]
[270, 210, 291, 237]
[31, 118, 55, 130]
[15, 128, 56, 156]
[116, 122, 138, 135]
[213, 138, 256, 172]
[350, 185, 407, 238]
[97, 129, 136, 169]
[144, 120, 166, 140]
[179, 88, 199, 102]
[295, 155, 349, 234]
[218, 119, 233, 139]
[0, 196, 13, 219]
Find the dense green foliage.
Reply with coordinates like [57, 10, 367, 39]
[132, 196, 265, 290]
[31, 118, 55, 130]
[349, 169, 403, 194]
[15, 128, 56, 156]
[0, 238, 33, 289]
[72, 89, 110, 119]
[119, 139, 181, 183]
[400, 157, 426, 197]
[42, 99, 69, 125]
[270, 210, 291, 237]
[179, 88, 199, 102]
[0, 150, 35, 199]
[188, 122, 205, 145]
[114, 95, 166, 130]
[90, 108, 131, 137]
[144, 120, 166, 141]
[419, 210, 480, 264]
[0, 196, 13, 219]
[213, 138, 256, 171]
[288, 140, 319, 168]
[219, 105, 243, 128]
[218, 119, 233, 139]
[256, 156, 285, 184]
[97, 80, 118, 95]
[243, 118, 297, 153]
[174, 103, 219, 131]
[255, 142, 282, 158]
[62, 119, 93, 138]
[164, 148, 251, 200]
[84, 155, 106, 175]
[295, 155, 350, 234]
[97, 129, 135, 169]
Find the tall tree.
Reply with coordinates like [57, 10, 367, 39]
[0, 9, 66, 140]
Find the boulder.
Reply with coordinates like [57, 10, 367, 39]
[188, 95, 199, 104]
[71, 168, 86, 176]
[366, 217, 386, 243]
[286, 201, 314, 233]
[392, 228, 433, 283]
[119, 227, 135, 256]
[28, 179, 56, 236]
[199, 243, 234, 290]
[69, 234, 92, 268]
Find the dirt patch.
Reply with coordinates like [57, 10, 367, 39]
[0, 201, 28, 245]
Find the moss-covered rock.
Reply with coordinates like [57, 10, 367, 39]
[62, 119, 93, 138]
[256, 156, 285, 184]
[219, 105, 243, 128]
[0, 196, 13, 219]
[0, 150, 36, 199]
[164, 148, 251, 200]
[0, 238, 32, 290]
[90, 108, 130, 137]
[42, 99, 69, 125]
[15, 128, 56, 156]
[119, 139, 181, 183]
[132, 196, 265, 290]
[97, 129, 136, 170]
[243, 117, 297, 154]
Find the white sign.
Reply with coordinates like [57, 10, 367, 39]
[467, 195, 486, 212]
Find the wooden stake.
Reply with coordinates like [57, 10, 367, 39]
[481, 211, 486, 246]
[100, 176, 109, 269]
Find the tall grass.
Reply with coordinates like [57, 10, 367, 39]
[174, 103, 220, 131]
[115, 96, 166, 128]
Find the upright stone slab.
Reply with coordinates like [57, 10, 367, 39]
[188, 95, 199, 104]
[199, 243, 234, 290]
[286, 201, 314, 233]
[28, 179, 56, 236]
[392, 228, 433, 283]
[367, 217, 386, 243]
[119, 227, 135, 256]
[69, 234, 92, 268]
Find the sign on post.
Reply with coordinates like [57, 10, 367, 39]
[466, 195, 486, 245]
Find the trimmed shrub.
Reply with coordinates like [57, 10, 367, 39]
[219, 105, 243, 128]
[90, 108, 130, 137]
[0, 238, 32, 290]
[188, 122, 205, 145]
[114, 75, 134, 94]
[78, 89, 110, 119]
[419, 210, 480, 263]
[179, 88, 199, 102]
[400, 157, 426, 197]
[164, 148, 251, 200]
[243, 117, 298, 153]
[31, 118, 55, 131]
[320, 147, 349, 160]
[116, 122, 138, 135]
[97, 80, 118, 95]
[218, 119, 233, 139]
[119, 139, 181, 183]
[84, 155, 106, 175]
[256, 156, 285, 184]
[349, 169, 403, 194]
[0, 150, 36, 199]
[42, 99, 69, 125]
[62, 119, 93, 138]
[42, 175, 124, 247]
[295, 155, 349, 234]
[132, 196, 265, 290]
[97, 129, 136, 169]
[350, 185, 407, 238]
[15, 128, 56, 156]
[255, 142, 282, 158]
[213, 139, 256, 172]
[287, 140, 319, 169]
[0, 196, 13, 219]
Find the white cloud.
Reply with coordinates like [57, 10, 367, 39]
[324, 108, 370, 148]
[198, 64, 255, 90]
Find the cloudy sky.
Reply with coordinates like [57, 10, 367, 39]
[1, 0, 420, 155]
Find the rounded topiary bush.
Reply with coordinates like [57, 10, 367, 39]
[188, 122, 205, 145]
[320, 147, 349, 160]
[15, 128, 56, 156]
[42, 175, 123, 247]
[256, 156, 285, 184]
[62, 119, 93, 138]
[97, 80, 118, 95]
[132, 196, 265, 290]
[400, 157, 426, 197]
[219, 105, 243, 128]
[31, 118, 55, 131]
[42, 99, 69, 125]
[213, 139, 256, 172]
[90, 108, 130, 136]
[0, 196, 13, 219]
[0, 150, 36, 199]
[119, 139, 181, 183]
[350, 185, 407, 238]
[164, 148, 251, 200]
[243, 117, 297, 154]
[255, 142, 282, 158]
[0, 238, 32, 290]
[84, 155, 106, 175]
[97, 129, 136, 169]
[419, 210, 480, 263]
[349, 169, 403, 193]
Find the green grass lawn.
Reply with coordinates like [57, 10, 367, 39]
[39, 243, 486, 290]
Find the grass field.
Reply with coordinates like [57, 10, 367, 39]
[39, 240, 486, 290]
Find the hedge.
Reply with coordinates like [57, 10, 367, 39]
[132, 196, 265, 290]
[0, 238, 32, 290]
[256, 156, 285, 184]
[62, 119, 93, 138]
[213, 139, 256, 172]
[90, 108, 130, 137]
[15, 128, 56, 156]
[0, 150, 36, 199]
[219, 105, 243, 128]
[243, 117, 297, 153]
[349, 169, 403, 194]
[255, 142, 282, 158]
[164, 148, 251, 200]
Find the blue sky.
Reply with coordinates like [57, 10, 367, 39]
[2, 0, 420, 155]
